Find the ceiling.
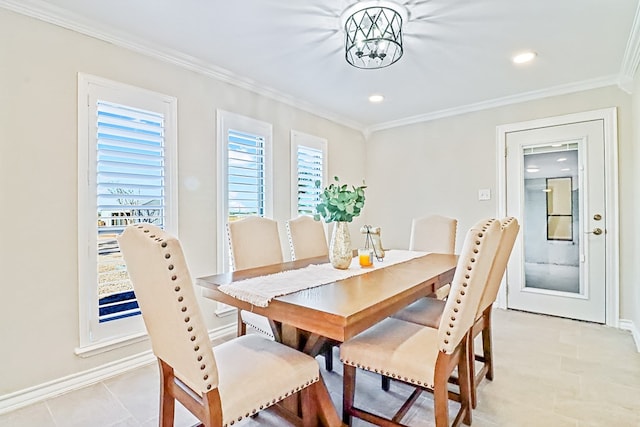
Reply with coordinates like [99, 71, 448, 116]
[4, 0, 639, 132]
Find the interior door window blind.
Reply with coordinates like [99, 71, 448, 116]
[96, 100, 165, 323]
[227, 129, 265, 221]
[295, 145, 324, 215]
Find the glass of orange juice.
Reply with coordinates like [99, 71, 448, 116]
[358, 248, 374, 267]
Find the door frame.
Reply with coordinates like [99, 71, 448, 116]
[496, 107, 619, 327]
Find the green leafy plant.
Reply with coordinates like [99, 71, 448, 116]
[314, 176, 366, 223]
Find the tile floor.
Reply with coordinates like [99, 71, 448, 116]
[1, 309, 639, 426]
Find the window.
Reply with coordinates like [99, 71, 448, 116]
[217, 110, 273, 273]
[78, 74, 177, 352]
[546, 177, 573, 240]
[291, 130, 327, 218]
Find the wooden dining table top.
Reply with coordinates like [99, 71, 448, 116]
[196, 251, 457, 343]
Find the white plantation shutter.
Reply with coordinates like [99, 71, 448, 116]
[291, 131, 328, 218]
[78, 74, 177, 350]
[96, 100, 166, 323]
[217, 110, 273, 275]
[227, 129, 265, 219]
[295, 145, 323, 215]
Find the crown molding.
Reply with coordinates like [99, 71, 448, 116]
[0, 0, 367, 133]
[1, 0, 633, 137]
[619, 1, 640, 94]
[366, 75, 620, 134]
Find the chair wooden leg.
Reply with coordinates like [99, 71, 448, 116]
[301, 382, 319, 427]
[342, 365, 356, 426]
[433, 368, 450, 427]
[237, 310, 246, 337]
[381, 375, 390, 391]
[468, 330, 477, 409]
[482, 307, 494, 381]
[458, 335, 472, 426]
[158, 359, 175, 427]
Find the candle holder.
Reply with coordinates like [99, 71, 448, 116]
[360, 225, 385, 262]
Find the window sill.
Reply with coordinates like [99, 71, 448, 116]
[215, 304, 236, 317]
[75, 332, 149, 358]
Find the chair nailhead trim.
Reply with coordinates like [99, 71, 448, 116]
[168, 264, 174, 270]
[165, 253, 171, 259]
[161, 242, 167, 247]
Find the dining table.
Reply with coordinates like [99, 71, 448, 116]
[196, 251, 457, 427]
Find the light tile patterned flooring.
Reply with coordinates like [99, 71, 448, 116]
[1, 309, 639, 426]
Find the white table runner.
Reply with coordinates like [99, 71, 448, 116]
[219, 249, 428, 307]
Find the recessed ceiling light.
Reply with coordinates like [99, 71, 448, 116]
[561, 168, 571, 172]
[512, 51, 537, 64]
[526, 168, 540, 173]
[557, 157, 567, 162]
[368, 94, 384, 103]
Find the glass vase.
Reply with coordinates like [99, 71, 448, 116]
[330, 221, 352, 269]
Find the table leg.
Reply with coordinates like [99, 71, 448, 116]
[280, 324, 344, 427]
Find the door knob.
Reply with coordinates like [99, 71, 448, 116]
[586, 228, 603, 235]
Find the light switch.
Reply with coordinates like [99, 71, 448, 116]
[478, 189, 491, 201]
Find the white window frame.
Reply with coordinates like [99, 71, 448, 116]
[77, 74, 178, 355]
[290, 130, 328, 219]
[216, 110, 273, 274]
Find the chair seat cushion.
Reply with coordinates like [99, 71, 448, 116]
[214, 334, 319, 424]
[392, 297, 446, 328]
[340, 317, 440, 388]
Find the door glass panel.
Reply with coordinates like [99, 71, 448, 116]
[523, 142, 580, 294]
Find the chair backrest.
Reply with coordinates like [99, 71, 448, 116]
[409, 214, 457, 253]
[118, 224, 218, 395]
[286, 216, 329, 260]
[226, 216, 284, 270]
[438, 218, 501, 354]
[476, 217, 520, 316]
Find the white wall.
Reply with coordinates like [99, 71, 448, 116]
[0, 8, 366, 396]
[632, 69, 640, 332]
[364, 86, 636, 322]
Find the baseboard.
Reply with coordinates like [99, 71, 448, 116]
[619, 319, 640, 352]
[0, 324, 236, 415]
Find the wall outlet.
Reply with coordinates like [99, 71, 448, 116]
[478, 189, 491, 201]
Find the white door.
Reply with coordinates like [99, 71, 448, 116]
[505, 120, 606, 323]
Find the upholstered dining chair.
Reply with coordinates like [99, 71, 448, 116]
[118, 224, 322, 427]
[226, 216, 283, 338]
[340, 218, 502, 427]
[409, 214, 458, 253]
[285, 215, 335, 372]
[392, 217, 520, 408]
[378, 214, 459, 391]
[410, 214, 458, 300]
[286, 216, 329, 261]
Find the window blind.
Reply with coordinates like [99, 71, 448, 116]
[228, 129, 265, 220]
[296, 145, 323, 215]
[96, 100, 165, 323]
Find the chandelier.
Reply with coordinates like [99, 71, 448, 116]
[341, 1, 408, 69]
